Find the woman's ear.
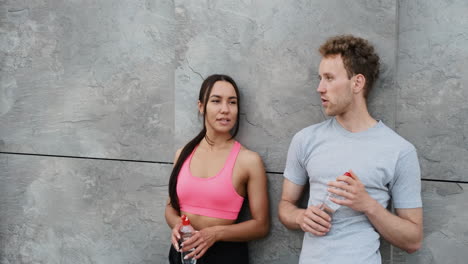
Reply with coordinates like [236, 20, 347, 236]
[353, 74, 366, 94]
[198, 101, 204, 114]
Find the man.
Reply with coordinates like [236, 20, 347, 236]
[278, 35, 423, 263]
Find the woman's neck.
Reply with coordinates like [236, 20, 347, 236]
[200, 130, 234, 150]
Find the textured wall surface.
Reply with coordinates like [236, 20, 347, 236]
[392, 1, 468, 262]
[0, 155, 172, 263]
[396, 0, 468, 182]
[392, 182, 468, 264]
[174, 0, 398, 172]
[0, 0, 175, 162]
[1, 0, 468, 263]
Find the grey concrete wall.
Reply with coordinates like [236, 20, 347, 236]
[0, 0, 175, 162]
[175, 0, 398, 172]
[1, 0, 467, 263]
[0, 155, 172, 263]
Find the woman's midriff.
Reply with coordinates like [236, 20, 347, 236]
[181, 211, 236, 230]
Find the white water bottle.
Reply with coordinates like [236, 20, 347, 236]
[179, 215, 197, 264]
[320, 172, 352, 214]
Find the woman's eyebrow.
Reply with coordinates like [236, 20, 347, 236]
[209, 95, 238, 99]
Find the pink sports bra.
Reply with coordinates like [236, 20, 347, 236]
[177, 141, 244, 220]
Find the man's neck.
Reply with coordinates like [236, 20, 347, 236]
[335, 103, 377, 133]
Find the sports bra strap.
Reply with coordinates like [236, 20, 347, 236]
[224, 141, 241, 170]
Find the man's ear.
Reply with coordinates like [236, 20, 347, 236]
[353, 74, 366, 94]
[198, 101, 204, 114]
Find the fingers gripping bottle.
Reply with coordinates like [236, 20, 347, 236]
[320, 172, 352, 214]
[180, 215, 197, 264]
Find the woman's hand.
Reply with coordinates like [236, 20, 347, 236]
[171, 222, 182, 251]
[180, 226, 218, 260]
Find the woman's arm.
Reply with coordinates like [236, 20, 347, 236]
[214, 150, 270, 241]
[165, 198, 183, 251]
[164, 149, 183, 250]
[165, 198, 181, 228]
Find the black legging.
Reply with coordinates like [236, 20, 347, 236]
[168, 241, 249, 264]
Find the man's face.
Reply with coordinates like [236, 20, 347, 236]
[317, 55, 354, 116]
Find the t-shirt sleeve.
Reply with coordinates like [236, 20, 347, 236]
[390, 148, 422, 208]
[284, 132, 308, 185]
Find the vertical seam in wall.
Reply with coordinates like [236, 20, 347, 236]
[173, 0, 178, 153]
[391, 1, 400, 263]
[393, 0, 401, 133]
[390, 204, 394, 263]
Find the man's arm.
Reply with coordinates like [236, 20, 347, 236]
[366, 204, 422, 253]
[329, 170, 423, 253]
[278, 179, 305, 229]
[278, 179, 331, 236]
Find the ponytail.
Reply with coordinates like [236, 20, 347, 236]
[168, 128, 206, 212]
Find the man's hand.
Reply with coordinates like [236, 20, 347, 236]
[279, 178, 332, 235]
[296, 205, 332, 236]
[327, 170, 378, 214]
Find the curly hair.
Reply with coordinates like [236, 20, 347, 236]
[319, 35, 380, 98]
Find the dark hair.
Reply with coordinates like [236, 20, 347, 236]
[319, 35, 380, 98]
[168, 74, 241, 212]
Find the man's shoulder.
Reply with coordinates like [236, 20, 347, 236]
[378, 122, 416, 154]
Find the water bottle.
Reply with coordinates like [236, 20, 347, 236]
[319, 172, 352, 214]
[179, 215, 197, 264]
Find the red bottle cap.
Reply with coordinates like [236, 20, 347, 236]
[344, 172, 352, 177]
[181, 215, 190, 225]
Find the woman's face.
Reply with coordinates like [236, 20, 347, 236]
[200, 80, 238, 135]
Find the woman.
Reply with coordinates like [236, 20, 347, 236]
[165, 74, 269, 263]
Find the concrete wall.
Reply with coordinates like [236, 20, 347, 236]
[1, 0, 467, 263]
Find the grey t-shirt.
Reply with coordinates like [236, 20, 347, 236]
[284, 118, 422, 264]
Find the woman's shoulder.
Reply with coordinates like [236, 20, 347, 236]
[173, 147, 183, 163]
[237, 144, 264, 167]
